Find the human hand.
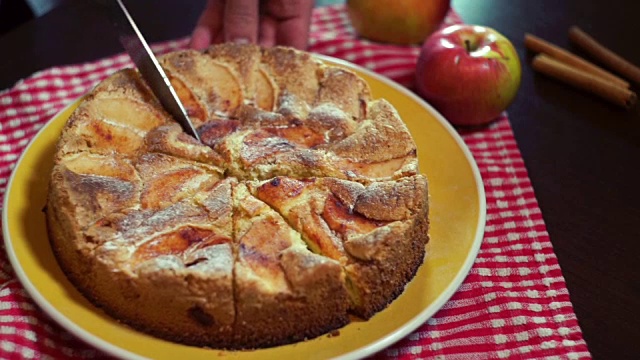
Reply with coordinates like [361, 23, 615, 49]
[189, 0, 314, 50]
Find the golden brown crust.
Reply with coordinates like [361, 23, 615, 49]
[47, 43, 429, 349]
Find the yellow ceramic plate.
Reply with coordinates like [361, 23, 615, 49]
[3, 56, 485, 360]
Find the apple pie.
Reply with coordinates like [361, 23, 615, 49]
[46, 43, 429, 349]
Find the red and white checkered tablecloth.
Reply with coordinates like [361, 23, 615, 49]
[0, 4, 590, 359]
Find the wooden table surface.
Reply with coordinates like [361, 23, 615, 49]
[1, 1, 639, 358]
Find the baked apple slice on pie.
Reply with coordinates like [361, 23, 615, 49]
[55, 69, 170, 159]
[205, 43, 278, 111]
[135, 152, 223, 210]
[160, 50, 243, 126]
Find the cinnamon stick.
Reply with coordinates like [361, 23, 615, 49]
[569, 26, 640, 85]
[525, 33, 630, 89]
[532, 54, 637, 109]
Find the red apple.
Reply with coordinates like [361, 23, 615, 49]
[346, 0, 450, 45]
[415, 25, 521, 126]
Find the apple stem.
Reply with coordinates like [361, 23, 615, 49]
[465, 39, 472, 53]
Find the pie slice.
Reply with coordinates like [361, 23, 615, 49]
[232, 183, 349, 348]
[60, 178, 238, 348]
[252, 175, 429, 318]
[46, 152, 142, 314]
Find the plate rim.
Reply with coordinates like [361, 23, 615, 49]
[2, 54, 486, 360]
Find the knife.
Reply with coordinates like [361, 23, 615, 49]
[98, 0, 200, 141]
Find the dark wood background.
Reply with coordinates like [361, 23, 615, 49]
[454, 2, 640, 359]
[1, 1, 639, 358]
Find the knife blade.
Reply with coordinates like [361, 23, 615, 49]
[100, 0, 200, 141]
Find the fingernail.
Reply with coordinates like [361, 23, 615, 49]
[231, 37, 251, 44]
[259, 39, 275, 48]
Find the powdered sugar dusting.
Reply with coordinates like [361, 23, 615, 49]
[136, 255, 184, 272]
[277, 92, 310, 118]
[309, 102, 349, 120]
[122, 201, 208, 241]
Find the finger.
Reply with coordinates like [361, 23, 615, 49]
[190, 0, 225, 50]
[264, 0, 313, 49]
[223, 0, 260, 43]
[263, 0, 309, 20]
[258, 15, 277, 47]
[212, 32, 225, 45]
[276, 17, 312, 50]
